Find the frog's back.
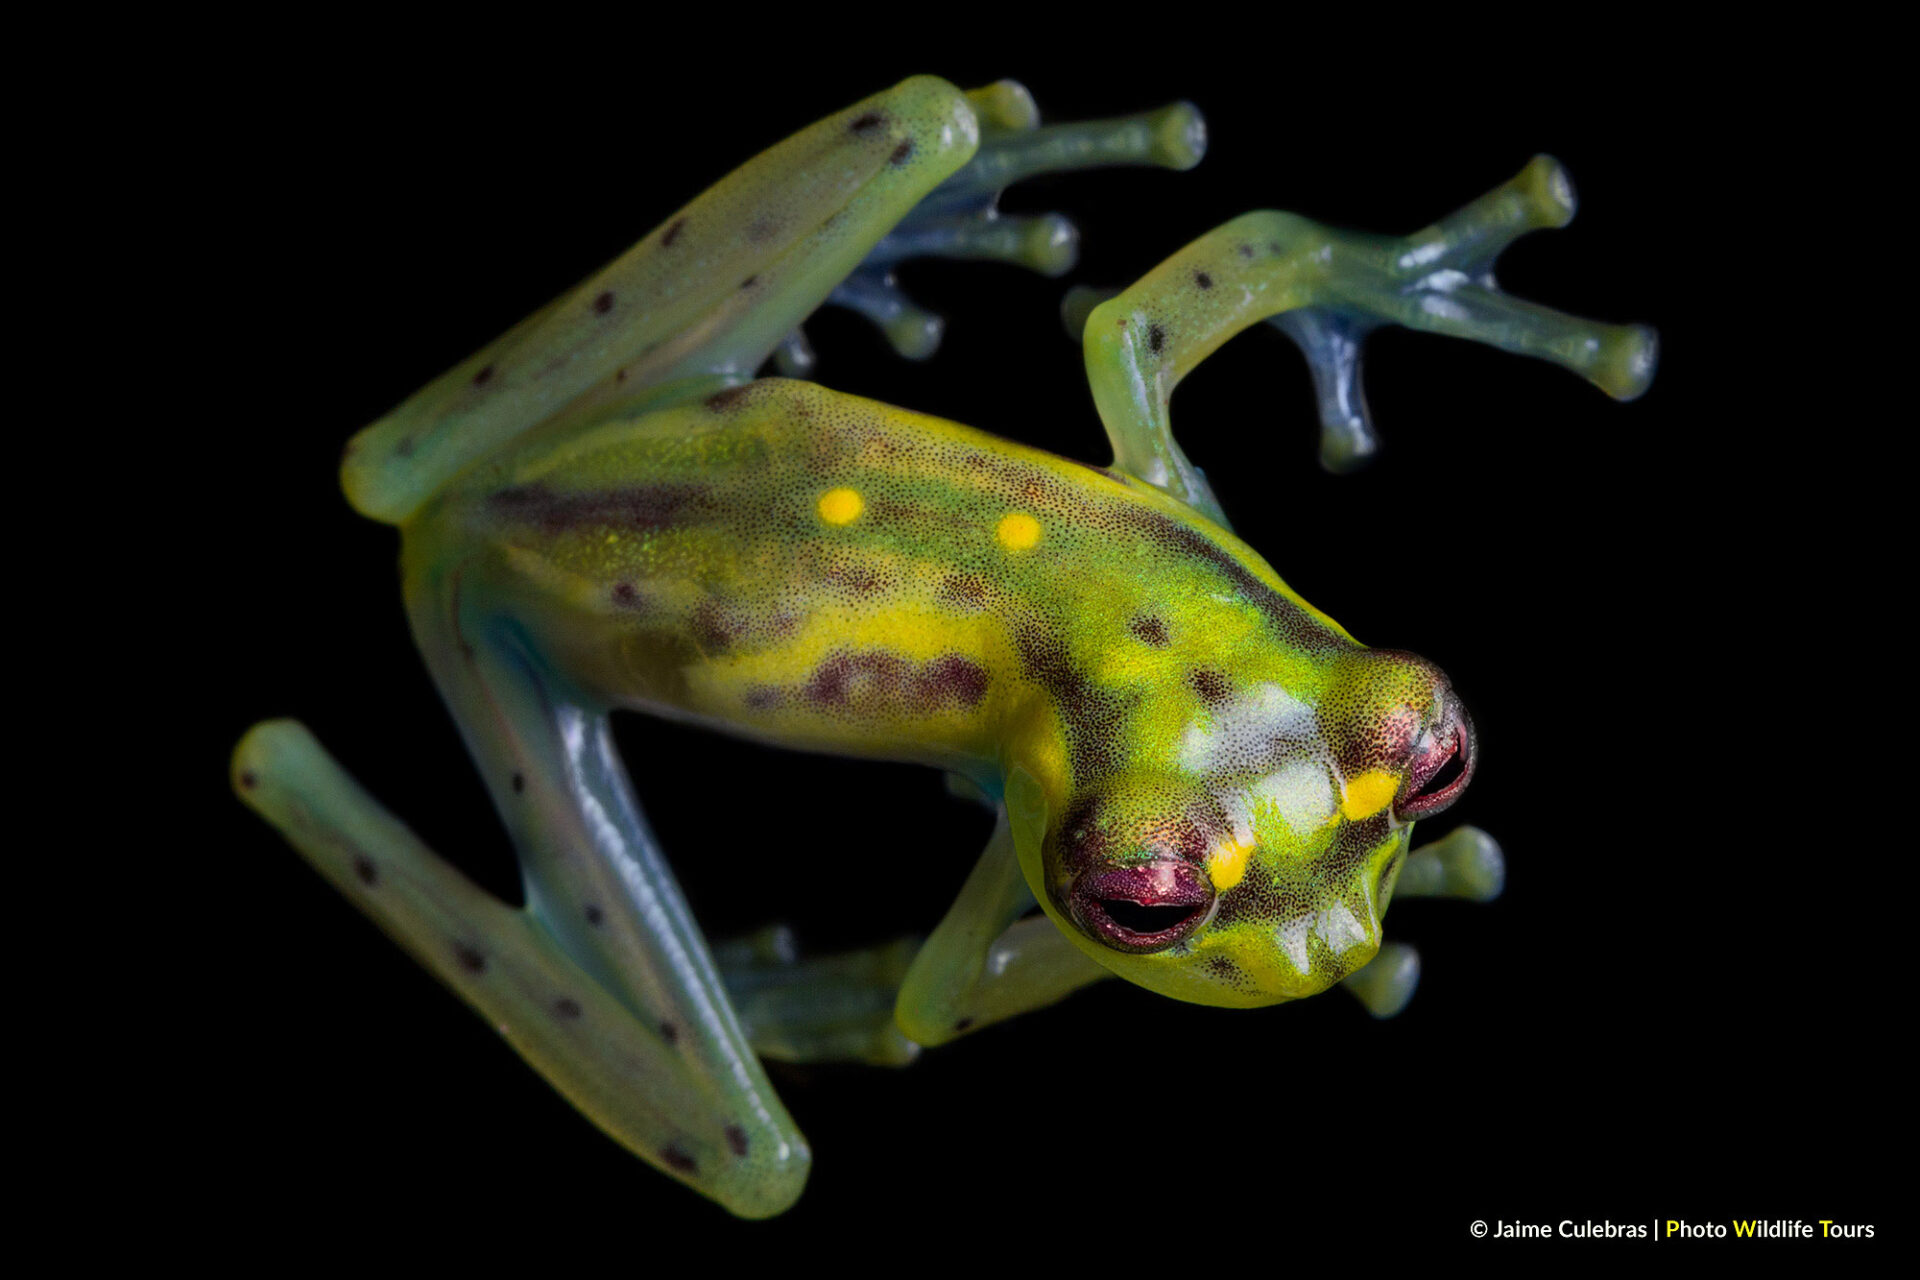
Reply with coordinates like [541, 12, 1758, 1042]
[411, 378, 1353, 771]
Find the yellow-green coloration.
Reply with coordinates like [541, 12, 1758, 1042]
[235, 75, 1650, 1215]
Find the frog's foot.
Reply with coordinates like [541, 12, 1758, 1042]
[814, 81, 1206, 363]
[1085, 156, 1658, 522]
[1342, 942, 1421, 1018]
[233, 721, 810, 1217]
[1279, 156, 1656, 471]
[1340, 827, 1504, 1018]
[1394, 825, 1506, 902]
[714, 925, 922, 1067]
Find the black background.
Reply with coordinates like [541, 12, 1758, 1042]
[186, 37, 1888, 1257]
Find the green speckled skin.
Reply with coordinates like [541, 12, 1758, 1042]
[234, 74, 1651, 1216]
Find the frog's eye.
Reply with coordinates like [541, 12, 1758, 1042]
[1069, 861, 1215, 954]
[1394, 694, 1475, 822]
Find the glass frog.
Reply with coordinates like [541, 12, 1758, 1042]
[233, 75, 1655, 1217]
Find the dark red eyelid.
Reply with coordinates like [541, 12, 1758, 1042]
[1395, 712, 1475, 820]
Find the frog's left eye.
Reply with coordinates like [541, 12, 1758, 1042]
[1394, 694, 1475, 821]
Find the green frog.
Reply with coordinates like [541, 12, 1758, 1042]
[234, 75, 1654, 1217]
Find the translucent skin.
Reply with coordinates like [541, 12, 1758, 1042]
[414, 376, 1436, 1004]
[234, 74, 1650, 1215]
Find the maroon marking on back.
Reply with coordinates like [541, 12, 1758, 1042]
[488, 483, 712, 535]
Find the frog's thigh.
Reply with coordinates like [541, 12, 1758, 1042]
[345, 75, 983, 526]
[894, 807, 1110, 1047]
[232, 722, 804, 1217]
[389, 561, 813, 1215]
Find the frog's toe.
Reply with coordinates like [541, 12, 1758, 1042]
[1342, 942, 1421, 1018]
[717, 928, 925, 1067]
[816, 87, 1206, 362]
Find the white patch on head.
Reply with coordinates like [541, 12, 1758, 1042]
[1247, 759, 1336, 835]
[1275, 901, 1374, 975]
[1177, 681, 1316, 774]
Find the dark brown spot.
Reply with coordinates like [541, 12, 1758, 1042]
[689, 599, 744, 653]
[889, 139, 914, 166]
[725, 1125, 749, 1157]
[705, 384, 751, 412]
[593, 290, 615, 315]
[1189, 668, 1231, 705]
[611, 581, 646, 610]
[472, 364, 495, 387]
[584, 904, 605, 927]
[553, 997, 582, 1020]
[740, 274, 759, 290]
[743, 685, 783, 711]
[849, 111, 886, 134]
[1148, 325, 1167, 355]
[954, 1017, 975, 1033]
[394, 437, 415, 459]
[1194, 270, 1213, 289]
[1012, 624, 1127, 776]
[939, 573, 989, 610]
[489, 481, 713, 534]
[1129, 615, 1169, 647]
[453, 943, 487, 975]
[353, 855, 378, 887]
[661, 1145, 698, 1174]
[803, 651, 988, 712]
[511, 772, 525, 794]
[659, 1021, 680, 1045]
[239, 770, 258, 790]
[1237, 243, 1255, 260]
[615, 367, 629, 382]
[661, 217, 686, 246]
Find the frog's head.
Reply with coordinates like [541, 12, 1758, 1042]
[1014, 648, 1473, 1007]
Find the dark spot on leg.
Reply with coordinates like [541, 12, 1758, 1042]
[659, 1021, 680, 1045]
[954, 1017, 975, 1033]
[458, 641, 477, 663]
[1148, 325, 1167, 355]
[1189, 668, 1231, 705]
[849, 111, 886, 134]
[740, 274, 759, 290]
[724, 1125, 749, 1157]
[1129, 615, 1169, 647]
[239, 770, 258, 790]
[889, 139, 914, 166]
[1237, 243, 1255, 260]
[511, 771, 525, 794]
[615, 367, 629, 382]
[1194, 270, 1213, 289]
[353, 855, 379, 887]
[584, 904, 605, 927]
[472, 364, 495, 387]
[661, 217, 686, 247]
[593, 290, 615, 315]
[661, 1145, 698, 1174]
[553, 997, 582, 1020]
[453, 943, 487, 975]
[394, 437, 415, 459]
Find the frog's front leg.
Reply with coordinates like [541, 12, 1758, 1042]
[1081, 155, 1659, 523]
[1340, 826, 1507, 1018]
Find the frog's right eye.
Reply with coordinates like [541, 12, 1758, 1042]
[1069, 860, 1215, 954]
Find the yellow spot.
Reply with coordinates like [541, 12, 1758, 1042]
[1207, 839, 1253, 892]
[817, 487, 864, 525]
[1339, 769, 1399, 821]
[996, 512, 1041, 551]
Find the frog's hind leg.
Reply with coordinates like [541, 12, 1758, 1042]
[1340, 826, 1505, 1019]
[711, 926, 923, 1066]
[814, 81, 1206, 364]
[1082, 156, 1659, 526]
[232, 721, 805, 1215]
